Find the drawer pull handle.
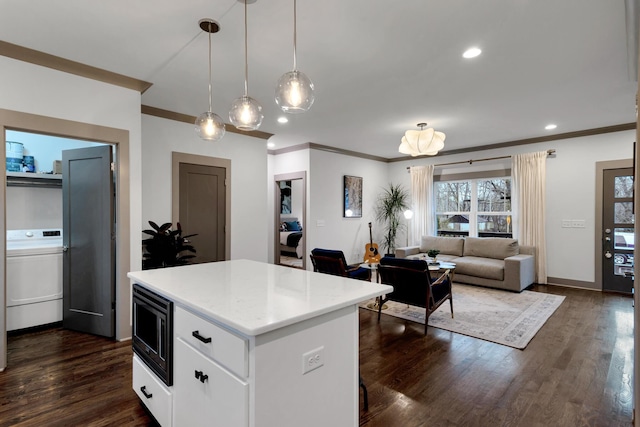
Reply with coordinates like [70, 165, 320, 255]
[192, 330, 212, 343]
[194, 370, 209, 383]
[140, 386, 153, 399]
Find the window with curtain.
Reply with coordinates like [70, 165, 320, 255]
[435, 177, 512, 237]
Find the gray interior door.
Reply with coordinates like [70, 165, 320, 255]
[62, 145, 115, 337]
[602, 167, 634, 293]
[179, 163, 226, 263]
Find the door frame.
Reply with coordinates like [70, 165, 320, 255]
[594, 158, 633, 291]
[0, 108, 131, 370]
[274, 171, 307, 270]
[171, 152, 231, 260]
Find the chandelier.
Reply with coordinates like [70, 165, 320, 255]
[398, 123, 445, 156]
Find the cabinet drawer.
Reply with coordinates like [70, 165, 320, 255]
[175, 306, 248, 378]
[174, 338, 249, 427]
[132, 355, 172, 427]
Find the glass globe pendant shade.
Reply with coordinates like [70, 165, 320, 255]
[275, 70, 315, 114]
[195, 111, 226, 141]
[229, 95, 264, 131]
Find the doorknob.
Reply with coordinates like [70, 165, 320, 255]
[604, 235, 612, 259]
[63, 245, 69, 252]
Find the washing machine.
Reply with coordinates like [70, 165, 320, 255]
[6, 229, 63, 331]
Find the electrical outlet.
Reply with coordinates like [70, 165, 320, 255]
[302, 346, 324, 374]
[316, 220, 325, 227]
[571, 220, 585, 228]
[561, 220, 572, 228]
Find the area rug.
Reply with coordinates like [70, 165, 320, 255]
[360, 284, 565, 349]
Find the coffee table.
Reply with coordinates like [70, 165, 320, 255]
[428, 261, 456, 282]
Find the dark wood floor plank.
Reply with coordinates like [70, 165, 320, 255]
[0, 284, 632, 426]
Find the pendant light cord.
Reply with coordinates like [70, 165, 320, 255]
[292, 0, 297, 71]
[244, 0, 249, 96]
[208, 22, 213, 112]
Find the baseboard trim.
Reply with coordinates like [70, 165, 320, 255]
[546, 276, 599, 291]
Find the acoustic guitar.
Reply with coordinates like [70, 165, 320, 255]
[364, 222, 381, 263]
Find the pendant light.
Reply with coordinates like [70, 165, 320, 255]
[195, 19, 226, 141]
[229, 0, 264, 131]
[399, 123, 446, 156]
[275, 0, 315, 114]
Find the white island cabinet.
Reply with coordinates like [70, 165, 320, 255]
[128, 260, 392, 427]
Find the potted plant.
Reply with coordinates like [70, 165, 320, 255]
[375, 183, 410, 256]
[142, 221, 197, 269]
[427, 249, 440, 262]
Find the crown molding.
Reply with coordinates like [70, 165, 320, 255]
[0, 41, 152, 93]
[141, 105, 273, 140]
[268, 142, 388, 163]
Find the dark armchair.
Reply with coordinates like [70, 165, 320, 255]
[377, 256, 453, 334]
[309, 248, 371, 281]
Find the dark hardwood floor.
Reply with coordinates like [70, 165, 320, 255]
[0, 285, 633, 426]
[0, 327, 154, 427]
[359, 285, 634, 427]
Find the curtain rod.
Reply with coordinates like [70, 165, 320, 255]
[406, 149, 555, 171]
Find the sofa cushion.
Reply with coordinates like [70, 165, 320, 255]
[454, 256, 505, 281]
[419, 236, 464, 257]
[463, 237, 519, 260]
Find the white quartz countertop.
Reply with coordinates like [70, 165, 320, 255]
[128, 259, 392, 336]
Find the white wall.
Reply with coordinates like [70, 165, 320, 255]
[0, 56, 142, 352]
[142, 115, 268, 262]
[309, 150, 389, 266]
[387, 129, 635, 286]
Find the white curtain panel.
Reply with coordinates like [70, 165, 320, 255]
[512, 151, 547, 284]
[409, 165, 435, 245]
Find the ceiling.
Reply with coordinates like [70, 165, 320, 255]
[1, 0, 637, 159]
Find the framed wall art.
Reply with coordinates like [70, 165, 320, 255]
[343, 175, 363, 218]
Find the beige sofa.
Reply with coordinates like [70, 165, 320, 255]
[395, 236, 536, 292]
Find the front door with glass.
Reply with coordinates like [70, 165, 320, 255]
[602, 168, 634, 293]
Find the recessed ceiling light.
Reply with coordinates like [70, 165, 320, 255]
[462, 47, 482, 59]
[267, 142, 275, 148]
[545, 124, 557, 130]
[277, 117, 288, 124]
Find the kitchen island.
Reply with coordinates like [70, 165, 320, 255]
[128, 259, 392, 427]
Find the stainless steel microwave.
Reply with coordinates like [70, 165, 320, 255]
[132, 284, 173, 386]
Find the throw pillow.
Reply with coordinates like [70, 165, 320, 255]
[286, 221, 301, 231]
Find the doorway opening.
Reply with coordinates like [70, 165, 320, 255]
[5, 130, 115, 336]
[275, 172, 306, 270]
[0, 108, 131, 371]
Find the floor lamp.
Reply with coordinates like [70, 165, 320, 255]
[404, 209, 414, 246]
